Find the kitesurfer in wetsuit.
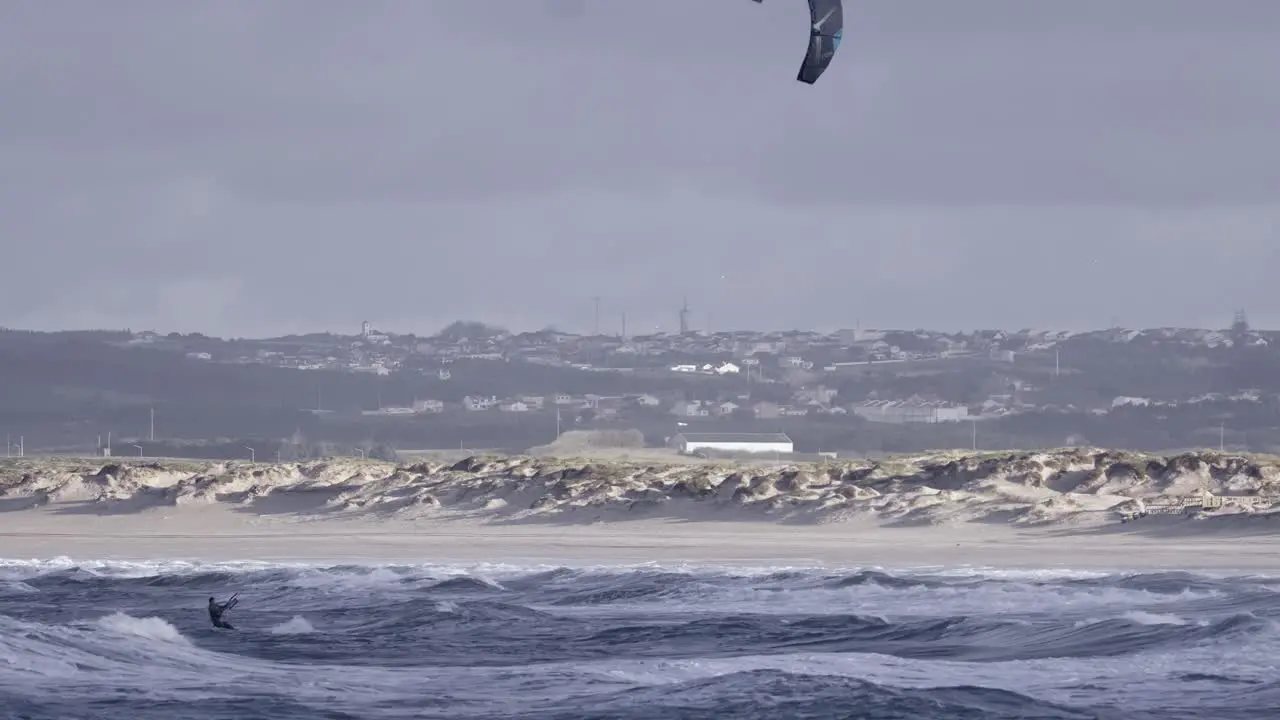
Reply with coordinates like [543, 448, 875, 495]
[208, 594, 238, 629]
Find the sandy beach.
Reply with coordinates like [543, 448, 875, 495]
[5, 505, 1280, 573]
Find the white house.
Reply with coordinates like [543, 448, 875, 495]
[463, 395, 497, 411]
[1111, 396, 1151, 408]
[413, 399, 444, 413]
[715, 401, 740, 416]
[672, 432, 793, 455]
[670, 401, 710, 417]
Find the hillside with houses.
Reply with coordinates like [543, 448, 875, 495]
[3, 311, 1280, 458]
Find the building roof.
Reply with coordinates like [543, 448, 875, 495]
[858, 398, 963, 409]
[674, 432, 792, 444]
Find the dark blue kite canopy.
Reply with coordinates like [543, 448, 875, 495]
[751, 0, 844, 84]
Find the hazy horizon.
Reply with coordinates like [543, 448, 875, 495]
[1, 316, 1260, 341]
[4, 1, 1278, 337]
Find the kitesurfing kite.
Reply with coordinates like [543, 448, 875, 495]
[751, 0, 844, 84]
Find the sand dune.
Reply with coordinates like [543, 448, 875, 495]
[2, 448, 1278, 527]
[5, 448, 1280, 571]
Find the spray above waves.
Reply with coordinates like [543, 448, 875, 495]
[94, 612, 191, 645]
[269, 616, 315, 635]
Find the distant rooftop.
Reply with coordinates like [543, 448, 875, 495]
[858, 399, 962, 409]
[673, 432, 792, 443]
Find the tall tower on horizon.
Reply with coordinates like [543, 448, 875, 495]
[678, 297, 690, 335]
[1232, 309, 1250, 334]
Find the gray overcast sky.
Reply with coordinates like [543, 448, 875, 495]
[3, 0, 1278, 337]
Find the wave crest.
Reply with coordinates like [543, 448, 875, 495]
[269, 616, 315, 635]
[94, 612, 190, 645]
[571, 669, 1096, 720]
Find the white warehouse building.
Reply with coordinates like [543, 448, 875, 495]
[852, 399, 970, 424]
[672, 432, 794, 455]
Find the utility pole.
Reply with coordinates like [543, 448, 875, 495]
[149, 407, 155, 442]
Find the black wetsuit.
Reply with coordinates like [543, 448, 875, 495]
[208, 595, 237, 629]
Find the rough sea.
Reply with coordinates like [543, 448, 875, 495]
[1, 558, 1277, 719]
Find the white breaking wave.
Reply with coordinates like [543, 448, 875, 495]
[94, 612, 191, 645]
[1121, 610, 1191, 626]
[270, 616, 316, 635]
[4, 556, 1224, 580]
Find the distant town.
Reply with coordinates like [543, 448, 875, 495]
[126, 320, 1024, 424]
[2, 310, 1276, 458]
[119, 311, 1269, 425]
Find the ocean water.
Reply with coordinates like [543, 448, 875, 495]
[1, 559, 1278, 719]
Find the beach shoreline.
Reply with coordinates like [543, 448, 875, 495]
[4, 508, 1280, 574]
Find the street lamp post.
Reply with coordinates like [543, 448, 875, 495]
[245, 446, 255, 463]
